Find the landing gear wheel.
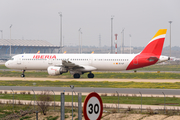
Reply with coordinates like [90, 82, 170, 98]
[73, 73, 80, 78]
[21, 70, 26, 78]
[88, 73, 94, 78]
[21, 74, 25, 78]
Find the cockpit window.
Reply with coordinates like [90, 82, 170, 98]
[11, 58, 14, 60]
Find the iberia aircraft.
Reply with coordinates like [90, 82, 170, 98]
[5, 29, 169, 78]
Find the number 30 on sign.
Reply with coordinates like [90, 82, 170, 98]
[83, 92, 103, 120]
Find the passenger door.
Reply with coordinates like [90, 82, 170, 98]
[17, 58, 21, 64]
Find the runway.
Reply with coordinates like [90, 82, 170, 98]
[0, 77, 180, 83]
[0, 86, 180, 95]
[1, 77, 180, 95]
[1, 69, 180, 73]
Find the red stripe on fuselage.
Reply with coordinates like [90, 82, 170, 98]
[126, 53, 158, 70]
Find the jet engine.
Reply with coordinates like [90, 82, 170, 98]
[47, 66, 68, 75]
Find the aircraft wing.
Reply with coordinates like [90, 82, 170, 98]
[61, 60, 96, 71]
[62, 60, 83, 69]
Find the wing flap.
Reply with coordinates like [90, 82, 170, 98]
[62, 60, 96, 71]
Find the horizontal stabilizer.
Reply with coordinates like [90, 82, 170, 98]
[147, 57, 159, 62]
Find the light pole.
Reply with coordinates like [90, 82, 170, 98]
[116, 91, 119, 112]
[51, 90, 55, 112]
[58, 12, 63, 53]
[11, 89, 14, 112]
[78, 28, 81, 54]
[129, 34, 131, 54]
[139, 92, 142, 113]
[81, 31, 82, 54]
[169, 21, 172, 58]
[0, 30, 3, 40]
[162, 92, 166, 114]
[73, 90, 77, 108]
[70, 85, 74, 120]
[32, 89, 36, 112]
[121, 28, 125, 54]
[10, 25, 12, 58]
[111, 16, 114, 54]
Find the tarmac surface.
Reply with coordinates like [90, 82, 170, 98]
[1, 77, 180, 95]
[0, 77, 180, 83]
[1, 86, 180, 96]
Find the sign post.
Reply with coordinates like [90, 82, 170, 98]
[83, 92, 103, 120]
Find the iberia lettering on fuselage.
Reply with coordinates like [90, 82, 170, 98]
[33, 55, 56, 59]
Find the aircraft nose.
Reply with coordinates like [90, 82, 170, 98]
[5, 61, 9, 68]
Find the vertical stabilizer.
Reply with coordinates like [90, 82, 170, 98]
[140, 29, 167, 56]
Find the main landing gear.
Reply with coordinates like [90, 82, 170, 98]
[88, 72, 94, 78]
[21, 70, 25, 78]
[73, 72, 94, 79]
[73, 73, 80, 78]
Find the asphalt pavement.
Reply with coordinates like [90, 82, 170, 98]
[0, 86, 180, 95]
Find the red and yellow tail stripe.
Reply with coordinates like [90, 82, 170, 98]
[150, 29, 167, 42]
[141, 29, 167, 56]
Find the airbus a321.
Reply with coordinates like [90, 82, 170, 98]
[5, 29, 169, 78]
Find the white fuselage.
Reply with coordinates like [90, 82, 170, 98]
[5, 54, 137, 71]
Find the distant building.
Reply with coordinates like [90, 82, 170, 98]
[0, 39, 61, 60]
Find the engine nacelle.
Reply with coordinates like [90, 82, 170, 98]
[47, 66, 68, 76]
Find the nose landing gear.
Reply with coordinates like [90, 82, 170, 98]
[21, 70, 25, 77]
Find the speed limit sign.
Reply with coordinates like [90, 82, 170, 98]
[83, 92, 103, 120]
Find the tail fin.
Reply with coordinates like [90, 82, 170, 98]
[140, 29, 167, 56]
[37, 51, 40, 54]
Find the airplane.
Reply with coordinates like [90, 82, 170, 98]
[5, 29, 170, 78]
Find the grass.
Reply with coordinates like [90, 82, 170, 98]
[0, 94, 180, 106]
[0, 104, 31, 119]
[1, 80, 180, 89]
[136, 65, 180, 71]
[0, 71, 180, 79]
[45, 116, 59, 120]
[1, 64, 180, 71]
[20, 116, 32, 120]
[0, 65, 9, 69]
[135, 64, 180, 71]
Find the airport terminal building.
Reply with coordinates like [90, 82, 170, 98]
[0, 39, 61, 60]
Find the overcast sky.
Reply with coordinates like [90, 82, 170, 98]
[0, 0, 179, 47]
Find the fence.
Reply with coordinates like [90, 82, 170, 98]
[0, 89, 180, 120]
